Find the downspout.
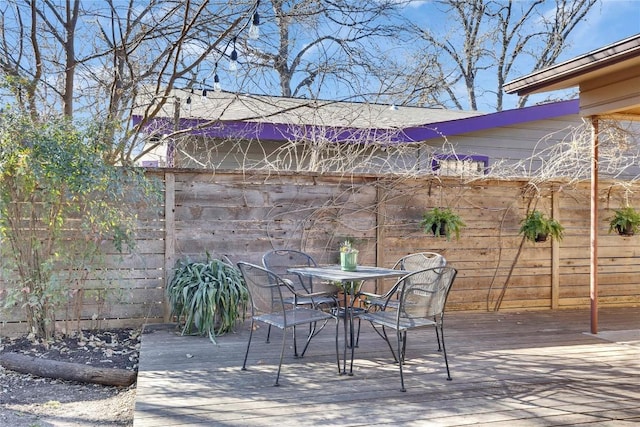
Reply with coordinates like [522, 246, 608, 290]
[590, 117, 599, 334]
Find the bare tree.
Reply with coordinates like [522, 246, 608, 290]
[232, 0, 409, 100]
[402, 0, 598, 111]
[0, 0, 412, 164]
[0, 0, 254, 163]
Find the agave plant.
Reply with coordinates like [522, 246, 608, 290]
[167, 254, 248, 342]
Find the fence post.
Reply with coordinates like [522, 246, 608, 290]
[551, 187, 560, 309]
[164, 171, 176, 322]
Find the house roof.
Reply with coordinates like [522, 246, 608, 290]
[504, 33, 640, 95]
[135, 90, 579, 144]
[404, 99, 579, 141]
[135, 89, 482, 130]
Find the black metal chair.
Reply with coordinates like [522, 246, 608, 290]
[237, 262, 339, 386]
[359, 266, 457, 392]
[262, 249, 338, 356]
[359, 252, 446, 311]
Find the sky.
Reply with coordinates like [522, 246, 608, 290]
[563, 0, 640, 58]
[403, 0, 640, 111]
[520, 0, 640, 109]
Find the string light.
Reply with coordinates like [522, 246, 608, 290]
[213, 62, 222, 92]
[209, 2, 261, 89]
[249, 0, 260, 40]
[229, 38, 238, 71]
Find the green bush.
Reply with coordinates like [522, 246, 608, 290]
[167, 254, 248, 342]
[0, 112, 159, 339]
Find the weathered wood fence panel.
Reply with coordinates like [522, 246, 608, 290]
[2, 169, 640, 334]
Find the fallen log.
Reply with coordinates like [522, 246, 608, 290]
[0, 352, 137, 387]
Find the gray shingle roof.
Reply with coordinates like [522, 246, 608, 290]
[137, 89, 482, 130]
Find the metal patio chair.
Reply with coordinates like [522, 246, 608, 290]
[359, 252, 446, 311]
[359, 266, 457, 392]
[354, 252, 446, 347]
[237, 262, 339, 386]
[262, 249, 338, 357]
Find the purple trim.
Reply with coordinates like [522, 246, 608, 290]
[132, 116, 412, 143]
[403, 99, 579, 141]
[132, 99, 579, 144]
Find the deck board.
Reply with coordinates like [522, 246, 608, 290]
[134, 307, 640, 426]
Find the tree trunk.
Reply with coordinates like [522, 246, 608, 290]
[0, 352, 136, 387]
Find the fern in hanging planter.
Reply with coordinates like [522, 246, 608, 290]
[420, 207, 466, 241]
[167, 254, 248, 342]
[519, 210, 564, 243]
[608, 206, 640, 236]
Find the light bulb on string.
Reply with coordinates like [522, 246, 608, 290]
[249, 6, 260, 40]
[212, 62, 222, 92]
[229, 38, 238, 71]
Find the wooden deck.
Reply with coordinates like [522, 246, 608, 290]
[133, 307, 640, 426]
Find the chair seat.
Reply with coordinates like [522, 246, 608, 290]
[359, 311, 436, 331]
[255, 308, 335, 329]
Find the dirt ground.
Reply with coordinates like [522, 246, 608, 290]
[0, 329, 140, 427]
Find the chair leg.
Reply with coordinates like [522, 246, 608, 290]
[300, 321, 320, 357]
[335, 316, 341, 374]
[242, 320, 255, 371]
[266, 324, 272, 343]
[275, 328, 288, 387]
[380, 326, 399, 363]
[439, 324, 452, 381]
[300, 319, 324, 358]
[397, 330, 406, 392]
[292, 325, 299, 357]
[434, 316, 442, 351]
[400, 332, 407, 364]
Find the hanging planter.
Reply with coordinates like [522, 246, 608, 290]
[420, 207, 466, 241]
[608, 206, 640, 236]
[519, 210, 564, 243]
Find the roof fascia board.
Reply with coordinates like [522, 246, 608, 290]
[503, 34, 640, 96]
[132, 99, 579, 144]
[402, 99, 579, 141]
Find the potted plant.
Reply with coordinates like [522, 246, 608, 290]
[339, 239, 359, 271]
[167, 253, 248, 342]
[420, 207, 466, 241]
[608, 206, 640, 236]
[519, 210, 564, 242]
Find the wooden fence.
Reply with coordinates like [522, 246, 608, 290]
[2, 168, 640, 334]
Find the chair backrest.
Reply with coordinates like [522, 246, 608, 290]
[237, 262, 290, 316]
[394, 252, 446, 272]
[262, 249, 318, 293]
[397, 266, 457, 321]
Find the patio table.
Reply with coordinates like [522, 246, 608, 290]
[287, 265, 407, 375]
